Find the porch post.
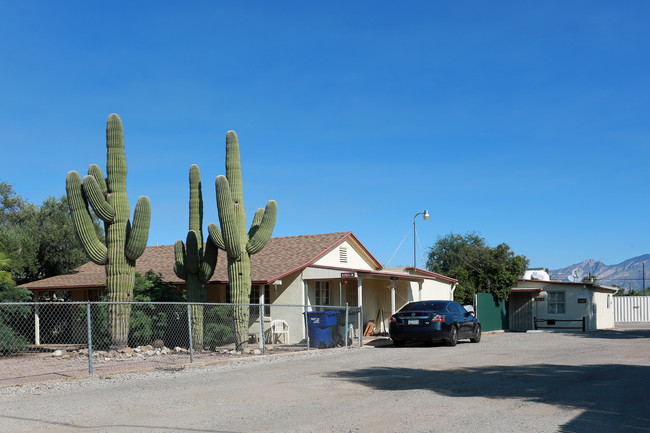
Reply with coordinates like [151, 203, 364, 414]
[339, 279, 342, 307]
[357, 277, 363, 308]
[391, 280, 396, 315]
[418, 280, 423, 301]
[303, 279, 309, 346]
[259, 290, 265, 349]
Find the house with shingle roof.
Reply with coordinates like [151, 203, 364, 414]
[21, 232, 457, 342]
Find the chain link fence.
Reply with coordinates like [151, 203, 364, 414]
[0, 302, 362, 386]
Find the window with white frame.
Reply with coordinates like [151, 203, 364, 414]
[548, 291, 565, 314]
[250, 284, 271, 316]
[315, 281, 330, 306]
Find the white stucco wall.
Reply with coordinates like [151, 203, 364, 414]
[271, 271, 307, 344]
[313, 239, 375, 270]
[416, 279, 454, 302]
[594, 290, 615, 329]
[518, 281, 615, 331]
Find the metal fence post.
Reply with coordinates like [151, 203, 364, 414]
[34, 302, 40, 346]
[345, 303, 349, 347]
[259, 304, 266, 355]
[187, 303, 194, 363]
[358, 306, 363, 347]
[86, 301, 93, 375]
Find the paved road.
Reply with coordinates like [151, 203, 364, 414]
[1, 327, 649, 432]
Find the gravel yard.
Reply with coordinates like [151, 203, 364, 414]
[1, 325, 649, 432]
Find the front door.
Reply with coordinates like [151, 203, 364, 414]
[510, 293, 534, 331]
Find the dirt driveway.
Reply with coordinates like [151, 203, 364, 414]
[1, 325, 649, 432]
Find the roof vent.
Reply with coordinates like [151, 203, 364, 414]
[339, 247, 348, 264]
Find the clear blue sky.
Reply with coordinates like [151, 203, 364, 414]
[1, 1, 649, 270]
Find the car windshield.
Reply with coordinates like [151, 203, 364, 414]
[399, 301, 449, 313]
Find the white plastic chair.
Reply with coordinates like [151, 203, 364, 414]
[270, 319, 290, 344]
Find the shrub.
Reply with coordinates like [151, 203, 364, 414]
[204, 323, 234, 349]
[0, 322, 29, 355]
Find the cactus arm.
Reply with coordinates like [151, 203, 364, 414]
[225, 131, 243, 205]
[247, 200, 277, 255]
[125, 196, 150, 260]
[185, 230, 200, 274]
[215, 175, 242, 259]
[207, 223, 225, 250]
[83, 175, 115, 223]
[105, 113, 127, 193]
[88, 164, 108, 195]
[66, 171, 108, 264]
[199, 238, 218, 283]
[173, 240, 188, 280]
[188, 164, 202, 234]
[248, 208, 264, 238]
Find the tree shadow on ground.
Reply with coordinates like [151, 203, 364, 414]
[327, 363, 650, 432]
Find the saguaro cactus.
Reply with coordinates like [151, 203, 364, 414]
[173, 164, 218, 349]
[208, 131, 277, 352]
[66, 114, 151, 349]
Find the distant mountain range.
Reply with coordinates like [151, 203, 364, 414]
[550, 254, 650, 292]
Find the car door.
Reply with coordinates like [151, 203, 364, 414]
[453, 302, 473, 338]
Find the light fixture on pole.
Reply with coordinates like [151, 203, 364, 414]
[413, 210, 429, 269]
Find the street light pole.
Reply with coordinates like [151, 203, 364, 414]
[413, 210, 430, 269]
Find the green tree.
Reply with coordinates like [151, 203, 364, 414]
[0, 181, 29, 226]
[0, 280, 33, 354]
[0, 249, 12, 282]
[0, 181, 102, 284]
[0, 279, 33, 302]
[613, 285, 641, 296]
[426, 232, 529, 305]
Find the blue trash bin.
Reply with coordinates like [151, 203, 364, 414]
[305, 311, 340, 348]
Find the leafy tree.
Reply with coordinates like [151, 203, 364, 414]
[613, 286, 641, 297]
[0, 249, 12, 282]
[0, 181, 29, 226]
[0, 279, 33, 303]
[0, 280, 32, 354]
[426, 232, 529, 305]
[0, 181, 102, 284]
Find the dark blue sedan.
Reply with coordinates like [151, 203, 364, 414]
[388, 300, 481, 347]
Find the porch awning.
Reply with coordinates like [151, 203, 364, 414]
[511, 288, 543, 293]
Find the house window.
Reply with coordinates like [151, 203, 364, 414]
[339, 247, 348, 264]
[548, 291, 565, 314]
[315, 281, 330, 306]
[250, 284, 271, 316]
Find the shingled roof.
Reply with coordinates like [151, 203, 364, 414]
[21, 232, 359, 290]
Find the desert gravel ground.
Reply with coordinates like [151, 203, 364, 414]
[1, 324, 649, 433]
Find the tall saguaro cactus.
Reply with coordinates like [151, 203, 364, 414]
[208, 131, 277, 351]
[173, 164, 218, 349]
[66, 114, 151, 349]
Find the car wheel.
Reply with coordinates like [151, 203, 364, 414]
[392, 339, 405, 347]
[470, 324, 481, 343]
[446, 326, 458, 347]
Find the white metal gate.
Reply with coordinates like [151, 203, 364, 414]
[614, 296, 650, 322]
